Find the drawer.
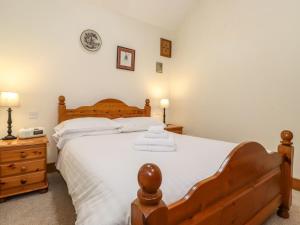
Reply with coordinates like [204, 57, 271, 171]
[0, 171, 45, 191]
[170, 129, 182, 134]
[0, 159, 45, 177]
[0, 147, 45, 163]
[165, 128, 182, 134]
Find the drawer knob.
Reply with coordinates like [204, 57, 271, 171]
[8, 163, 16, 169]
[20, 152, 28, 158]
[21, 166, 27, 172]
[34, 151, 42, 155]
[20, 179, 27, 185]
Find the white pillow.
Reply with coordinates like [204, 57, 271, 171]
[54, 117, 121, 136]
[114, 117, 165, 132]
[53, 129, 121, 149]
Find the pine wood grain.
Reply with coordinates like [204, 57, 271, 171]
[0, 137, 48, 202]
[165, 124, 183, 134]
[132, 131, 294, 225]
[58, 96, 151, 123]
[293, 179, 300, 191]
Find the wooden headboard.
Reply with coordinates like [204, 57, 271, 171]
[58, 96, 151, 123]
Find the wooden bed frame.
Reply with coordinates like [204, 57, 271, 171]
[58, 96, 294, 225]
[58, 96, 150, 123]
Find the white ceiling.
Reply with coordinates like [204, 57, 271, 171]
[98, 0, 197, 31]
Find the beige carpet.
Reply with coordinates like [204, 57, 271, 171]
[0, 172, 299, 225]
[0, 173, 76, 225]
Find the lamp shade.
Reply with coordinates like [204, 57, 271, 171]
[160, 98, 170, 109]
[0, 92, 20, 107]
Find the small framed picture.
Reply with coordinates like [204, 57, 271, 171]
[160, 38, 172, 58]
[117, 46, 135, 71]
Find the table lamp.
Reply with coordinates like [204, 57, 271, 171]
[0, 92, 20, 140]
[160, 98, 170, 124]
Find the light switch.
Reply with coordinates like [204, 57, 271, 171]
[156, 62, 163, 73]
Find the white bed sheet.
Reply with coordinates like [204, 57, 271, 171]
[56, 132, 237, 225]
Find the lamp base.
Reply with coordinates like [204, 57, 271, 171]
[163, 108, 166, 124]
[2, 135, 17, 140]
[2, 107, 17, 141]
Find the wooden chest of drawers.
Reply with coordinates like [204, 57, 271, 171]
[0, 137, 48, 202]
[165, 124, 183, 134]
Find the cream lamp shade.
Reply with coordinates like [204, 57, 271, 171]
[0, 92, 20, 107]
[160, 98, 170, 109]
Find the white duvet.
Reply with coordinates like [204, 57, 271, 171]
[56, 132, 237, 225]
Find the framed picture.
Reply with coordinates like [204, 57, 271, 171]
[160, 38, 172, 58]
[117, 46, 135, 71]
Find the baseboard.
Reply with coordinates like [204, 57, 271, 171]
[293, 178, 300, 191]
[47, 163, 57, 173]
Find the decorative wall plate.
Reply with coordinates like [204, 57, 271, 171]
[80, 29, 102, 52]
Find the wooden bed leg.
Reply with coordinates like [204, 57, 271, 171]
[131, 163, 168, 225]
[277, 130, 294, 219]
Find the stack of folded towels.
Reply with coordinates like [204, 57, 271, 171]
[133, 125, 176, 152]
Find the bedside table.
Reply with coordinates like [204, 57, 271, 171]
[0, 137, 48, 203]
[165, 124, 183, 134]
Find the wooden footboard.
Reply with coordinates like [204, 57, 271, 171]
[132, 130, 294, 225]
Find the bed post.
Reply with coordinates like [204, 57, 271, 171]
[144, 99, 151, 117]
[131, 163, 168, 225]
[277, 130, 294, 218]
[58, 96, 66, 123]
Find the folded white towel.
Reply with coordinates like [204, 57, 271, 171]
[134, 134, 175, 146]
[134, 145, 176, 152]
[144, 132, 169, 139]
[148, 125, 165, 134]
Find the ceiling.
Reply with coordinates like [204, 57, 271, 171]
[98, 0, 197, 31]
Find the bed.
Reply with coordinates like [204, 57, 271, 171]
[56, 96, 294, 225]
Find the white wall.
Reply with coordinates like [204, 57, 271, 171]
[170, 0, 300, 178]
[0, 0, 174, 162]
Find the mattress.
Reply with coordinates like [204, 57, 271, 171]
[56, 131, 237, 225]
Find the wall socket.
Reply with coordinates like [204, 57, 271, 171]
[28, 112, 39, 120]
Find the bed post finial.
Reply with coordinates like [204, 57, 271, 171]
[145, 99, 150, 106]
[131, 163, 168, 225]
[58, 96, 66, 123]
[281, 130, 293, 146]
[277, 130, 294, 219]
[59, 95, 65, 105]
[138, 163, 162, 205]
[144, 99, 151, 117]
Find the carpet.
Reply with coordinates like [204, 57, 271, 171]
[0, 172, 299, 225]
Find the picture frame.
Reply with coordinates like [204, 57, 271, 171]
[117, 46, 135, 71]
[160, 38, 172, 58]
